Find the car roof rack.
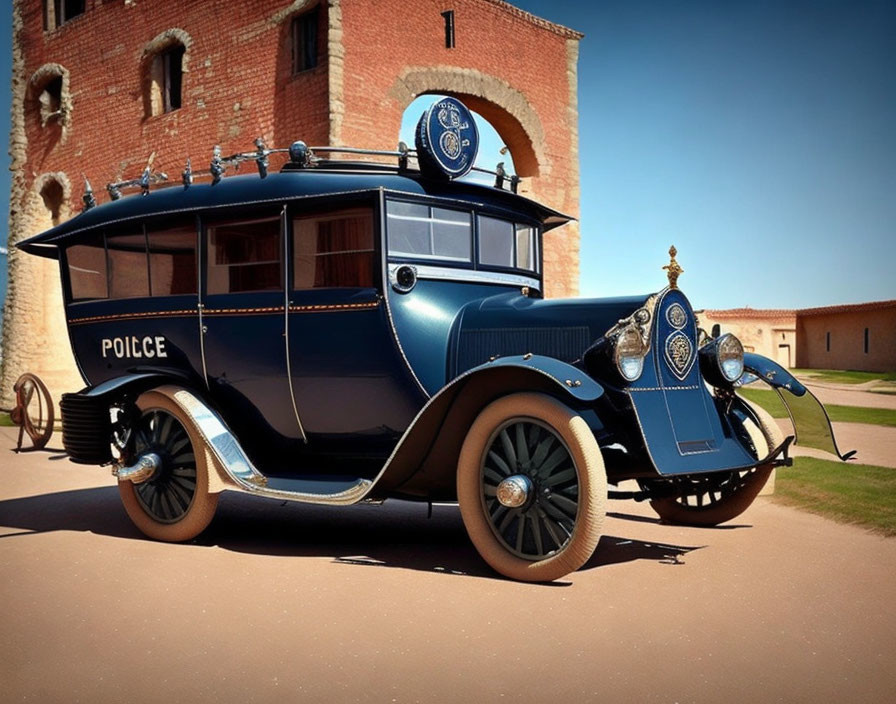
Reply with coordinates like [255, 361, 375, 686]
[94, 138, 521, 211]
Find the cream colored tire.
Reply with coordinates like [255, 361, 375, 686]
[457, 393, 607, 582]
[118, 389, 218, 542]
[646, 400, 784, 527]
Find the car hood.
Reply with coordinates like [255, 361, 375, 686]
[448, 291, 650, 377]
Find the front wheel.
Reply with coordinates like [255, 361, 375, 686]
[117, 389, 219, 542]
[457, 393, 607, 582]
[640, 401, 784, 527]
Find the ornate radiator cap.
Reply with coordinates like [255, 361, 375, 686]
[663, 245, 684, 289]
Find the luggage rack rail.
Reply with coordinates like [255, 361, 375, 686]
[92, 137, 521, 210]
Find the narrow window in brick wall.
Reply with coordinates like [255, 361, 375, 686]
[44, 0, 85, 31]
[37, 75, 64, 126]
[442, 10, 456, 48]
[148, 44, 185, 116]
[292, 8, 319, 74]
[40, 178, 65, 227]
[826, 331, 831, 352]
[864, 327, 870, 354]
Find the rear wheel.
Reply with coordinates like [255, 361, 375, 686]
[118, 389, 218, 541]
[457, 393, 607, 582]
[640, 401, 783, 527]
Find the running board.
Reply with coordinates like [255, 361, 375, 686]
[164, 387, 372, 506]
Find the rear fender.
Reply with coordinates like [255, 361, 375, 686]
[740, 353, 855, 461]
[370, 354, 604, 499]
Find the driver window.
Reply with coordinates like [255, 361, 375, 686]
[293, 207, 375, 289]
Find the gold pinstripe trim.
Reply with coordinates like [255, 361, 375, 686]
[204, 306, 285, 316]
[289, 301, 379, 313]
[67, 300, 380, 325]
[68, 309, 196, 325]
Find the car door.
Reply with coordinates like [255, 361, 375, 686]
[285, 199, 424, 462]
[200, 205, 304, 467]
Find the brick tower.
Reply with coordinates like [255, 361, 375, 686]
[1, 0, 582, 408]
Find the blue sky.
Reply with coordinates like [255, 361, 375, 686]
[2, 0, 895, 311]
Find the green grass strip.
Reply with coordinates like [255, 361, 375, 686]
[790, 368, 896, 384]
[0, 412, 15, 427]
[737, 387, 896, 427]
[774, 457, 896, 536]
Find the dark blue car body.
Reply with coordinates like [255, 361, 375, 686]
[19, 107, 849, 580]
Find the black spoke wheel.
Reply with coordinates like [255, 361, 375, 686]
[640, 400, 783, 526]
[118, 389, 218, 541]
[458, 393, 606, 582]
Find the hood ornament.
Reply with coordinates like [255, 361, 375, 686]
[663, 245, 683, 289]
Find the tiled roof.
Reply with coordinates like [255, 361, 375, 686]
[702, 308, 796, 320]
[796, 300, 896, 317]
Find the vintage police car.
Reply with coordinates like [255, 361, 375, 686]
[18, 98, 851, 581]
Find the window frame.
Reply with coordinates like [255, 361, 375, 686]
[291, 7, 320, 76]
[63, 218, 201, 304]
[385, 199, 474, 266]
[291, 205, 378, 291]
[205, 213, 285, 296]
[384, 195, 543, 278]
[44, 0, 85, 31]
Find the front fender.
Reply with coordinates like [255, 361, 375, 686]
[741, 353, 855, 461]
[369, 355, 604, 498]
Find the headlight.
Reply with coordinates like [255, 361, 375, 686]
[717, 334, 745, 382]
[699, 333, 745, 386]
[615, 325, 647, 381]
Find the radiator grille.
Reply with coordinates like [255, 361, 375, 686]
[60, 393, 113, 465]
[456, 327, 591, 375]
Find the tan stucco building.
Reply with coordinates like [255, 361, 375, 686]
[795, 300, 896, 373]
[697, 308, 797, 368]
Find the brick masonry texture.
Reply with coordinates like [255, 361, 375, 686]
[1, 0, 581, 407]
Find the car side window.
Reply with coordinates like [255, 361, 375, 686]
[478, 215, 539, 272]
[386, 200, 472, 262]
[66, 235, 108, 301]
[147, 221, 197, 296]
[106, 229, 150, 299]
[293, 207, 375, 289]
[206, 216, 282, 295]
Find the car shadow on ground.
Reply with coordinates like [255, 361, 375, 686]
[0, 487, 703, 581]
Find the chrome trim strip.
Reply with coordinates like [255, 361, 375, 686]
[171, 389, 367, 504]
[282, 204, 309, 444]
[388, 263, 540, 290]
[167, 356, 597, 506]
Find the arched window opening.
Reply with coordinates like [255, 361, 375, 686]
[40, 179, 65, 227]
[148, 43, 186, 116]
[39, 75, 63, 125]
[27, 65, 71, 137]
[44, 0, 85, 31]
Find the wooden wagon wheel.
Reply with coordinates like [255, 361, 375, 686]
[12, 373, 55, 451]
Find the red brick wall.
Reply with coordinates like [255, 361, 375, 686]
[19, 0, 330, 195]
[338, 0, 581, 296]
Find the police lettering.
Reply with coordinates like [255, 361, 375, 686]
[101, 336, 168, 359]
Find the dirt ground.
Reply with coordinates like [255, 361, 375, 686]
[2, 425, 895, 703]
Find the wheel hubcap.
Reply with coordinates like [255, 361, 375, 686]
[131, 409, 197, 524]
[496, 475, 532, 508]
[480, 419, 579, 560]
